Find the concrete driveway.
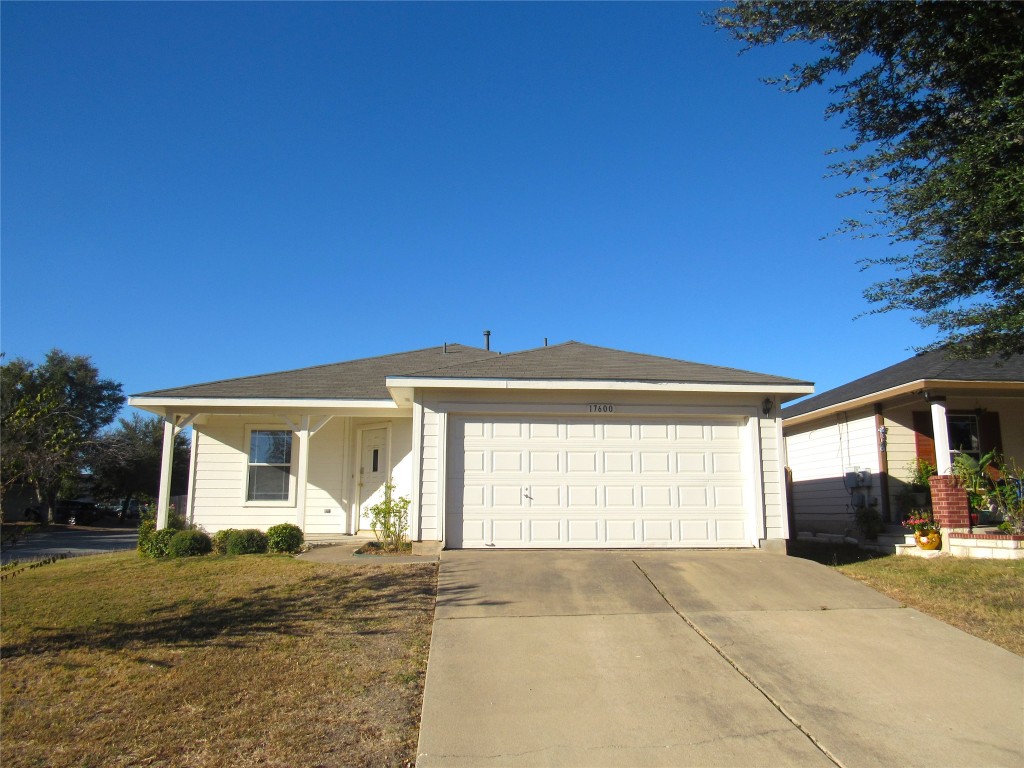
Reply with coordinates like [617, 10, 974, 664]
[416, 550, 1023, 767]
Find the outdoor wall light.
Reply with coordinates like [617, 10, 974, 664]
[762, 397, 774, 416]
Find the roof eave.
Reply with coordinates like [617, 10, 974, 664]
[385, 376, 814, 397]
[129, 395, 404, 417]
[782, 378, 1024, 427]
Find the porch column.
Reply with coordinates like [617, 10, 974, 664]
[294, 416, 310, 530]
[930, 398, 952, 475]
[156, 416, 176, 530]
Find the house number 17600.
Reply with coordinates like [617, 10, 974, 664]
[588, 404, 615, 413]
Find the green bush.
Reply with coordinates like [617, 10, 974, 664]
[211, 529, 237, 555]
[225, 528, 269, 555]
[267, 523, 304, 554]
[167, 529, 213, 558]
[137, 507, 187, 558]
[139, 528, 177, 558]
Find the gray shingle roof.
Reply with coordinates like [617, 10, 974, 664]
[403, 341, 811, 387]
[134, 341, 810, 402]
[783, 349, 1024, 419]
[133, 344, 496, 400]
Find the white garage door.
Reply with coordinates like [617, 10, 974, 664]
[446, 414, 753, 548]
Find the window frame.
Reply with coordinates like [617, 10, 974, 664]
[243, 425, 297, 507]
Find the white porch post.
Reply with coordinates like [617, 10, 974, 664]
[931, 398, 952, 475]
[156, 416, 176, 530]
[294, 416, 310, 529]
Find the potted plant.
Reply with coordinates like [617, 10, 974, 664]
[906, 458, 937, 507]
[904, 509, 941, 550]
[854, 503, 883, 541]
[952, 450, 1001, 525]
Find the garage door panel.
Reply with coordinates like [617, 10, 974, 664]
[567, 452, 598, 472]
[448, 414, 753, 548]
[568, 519, 599, 542]
[604, 486, 635, 507]
[606, 520, 637, 542]
[643, 520, 673, 542]
[640, 452, 671, 473]
[530, 451, 560, 472]
[492, 519, 523, 543]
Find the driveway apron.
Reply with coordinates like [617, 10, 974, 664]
[416, 550, 1023, 768]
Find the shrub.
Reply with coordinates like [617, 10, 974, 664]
[368, 481, 410, 553]
[211, 529, 237, 555]
[226, 528, 268, 555]
[167, 529, 213, 558]
[139, 528, 177, 558]
[267, 523, 304, 554]
[854, 504, 883, 541]
[137, 506, 187, 558]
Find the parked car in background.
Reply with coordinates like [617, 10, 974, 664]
[54, 500, 99, 526]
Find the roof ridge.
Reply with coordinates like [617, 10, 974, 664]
[400, 340, 576, 376]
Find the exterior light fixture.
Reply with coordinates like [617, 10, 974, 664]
[762, 397, 773, 416]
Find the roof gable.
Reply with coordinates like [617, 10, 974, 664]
[783, 349, 1024, 420]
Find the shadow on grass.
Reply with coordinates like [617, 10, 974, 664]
[2, 564, 438, 659]
[788, 539, 892, 567]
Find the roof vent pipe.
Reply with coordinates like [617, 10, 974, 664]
[484, 330, 491, 351]
[544, 338, 548, 346]
[443, 342, 448, 354]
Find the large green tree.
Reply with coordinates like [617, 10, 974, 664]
[90, 413, 190, 508]
[0, 350, 125, 520]
[714, 1, 1024, 358]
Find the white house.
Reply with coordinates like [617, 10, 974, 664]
[782, 349, 1024, 535]
[130, 341, 813, 550]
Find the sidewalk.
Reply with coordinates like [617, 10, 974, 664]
[297, 535, 439, 565]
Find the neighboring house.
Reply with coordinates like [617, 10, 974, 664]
[782, 349, 1024, 535]
[130, 341, 812, 550]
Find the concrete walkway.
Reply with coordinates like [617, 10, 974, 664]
[297, 535, 440, 565]
[417, 550, 1023, 767]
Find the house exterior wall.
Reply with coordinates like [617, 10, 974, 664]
[785, 393, 1024, 534]
[189, 414, 411, 539]
[415, 388, 785, 546]
[784, 407, 880, 535]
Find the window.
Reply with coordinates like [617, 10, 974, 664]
[247, 429, 293, 502]
[947, 414, 980, 461]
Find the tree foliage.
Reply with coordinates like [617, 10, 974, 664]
[713, 1, 1024, 358]
[90, 413, 190, 506]
[0, 350, 125, 517]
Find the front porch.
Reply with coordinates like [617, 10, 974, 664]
[145, 407, 415, 541]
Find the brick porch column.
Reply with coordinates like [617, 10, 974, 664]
[929, 475, 971, 531]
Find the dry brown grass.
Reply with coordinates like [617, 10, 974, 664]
[792, 542, 1024, 656]
[1, 552, 437, 767]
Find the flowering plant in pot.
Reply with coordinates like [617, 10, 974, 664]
[904, 509, 941, 550]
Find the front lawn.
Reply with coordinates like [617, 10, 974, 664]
[790, 542, 1024, 656]
[1, 552, 437, 768]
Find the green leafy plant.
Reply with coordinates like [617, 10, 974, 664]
[211, 529, 237, 555]
[907, 458, 937, 492]
[137, 506, 186, 558]
[225, 528, 269, 555]
[854, 504, 883, 541]
[167, 529, 213, 558]
[368, 481, 410, 553]
[266, 523, 304, 554]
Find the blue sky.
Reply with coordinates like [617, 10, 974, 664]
[1, 2, 934, 411]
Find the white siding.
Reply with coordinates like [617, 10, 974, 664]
[784, 408, 880, 535]
[759, 416, 786, 540]
[190, 414, 410, 539]
[303, 418, 349, 540]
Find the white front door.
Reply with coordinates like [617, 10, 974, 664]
[358, 427, 389, 531]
